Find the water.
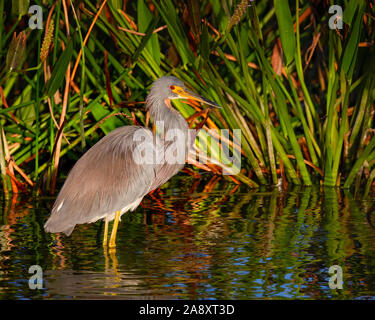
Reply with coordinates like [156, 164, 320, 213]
[1, 175, 375, 299]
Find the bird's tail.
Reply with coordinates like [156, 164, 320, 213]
[44, 215, 75, 236]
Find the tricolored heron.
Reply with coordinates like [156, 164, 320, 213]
[44, 76, 219, 250]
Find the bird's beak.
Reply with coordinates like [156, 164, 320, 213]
[172, 86, 221, 108]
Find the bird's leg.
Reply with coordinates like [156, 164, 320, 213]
[108, 210, 121, 250]
[103, 216, 109, 247]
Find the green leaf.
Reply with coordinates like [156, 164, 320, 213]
[343, 0, 359, 25]
[46, 39, 74, 98]
[344, 135, 375, 188]
[110, 0, 123, 10]
[274, 0, 296, 65]
[153, 0, 194, 66]
[137, 0, 160, 66]
[90, 102, 125, 134]
[342, 2, 365, 75]
[6, 31, 27, 71]
[271, 80, 311, 185]
[17, 88, 35, 127]
[132, 15, 160, 64]
[12, 0, 30, 17]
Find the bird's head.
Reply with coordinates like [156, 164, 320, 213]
[146, 76, 220, 110]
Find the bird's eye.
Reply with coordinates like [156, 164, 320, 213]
[170, 85, 175, 90]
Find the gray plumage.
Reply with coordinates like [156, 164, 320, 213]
[44, 76, 218, 236]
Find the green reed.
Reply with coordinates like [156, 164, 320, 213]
[0, 0, 374, 195]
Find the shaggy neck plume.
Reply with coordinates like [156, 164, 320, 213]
[146, 96, 189, 139]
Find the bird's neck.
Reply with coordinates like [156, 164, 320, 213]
[149, 98, 189, 138]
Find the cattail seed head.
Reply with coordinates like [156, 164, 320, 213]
[227, 0, 253, 32]
[40, 19, 54, 63]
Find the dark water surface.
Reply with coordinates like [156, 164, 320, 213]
[1, 175, 375, 299]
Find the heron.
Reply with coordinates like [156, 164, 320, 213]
[44, 76, 220, 250]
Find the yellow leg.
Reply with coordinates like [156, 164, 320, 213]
[103, 217, 109, 247]
[108, 210, 121, 250]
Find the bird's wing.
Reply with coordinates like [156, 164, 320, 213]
[44, 126, 157, 235]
